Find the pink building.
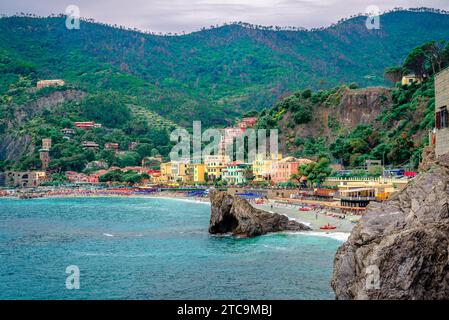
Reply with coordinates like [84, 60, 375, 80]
[75, 122, 102, 130]
[65, 171, 100, 184]
[271, 157, 313, 184]
[237, 117, 257, 129]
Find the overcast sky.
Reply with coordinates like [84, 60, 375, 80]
[1, 0, 449, 33]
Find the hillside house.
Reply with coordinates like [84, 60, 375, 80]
[5, 171, 47, 188]
[81, 141, 99, 150]
[401, 74, 422, 86]
[104, 143, 120, 154]
[36, 79, 65, 89]
[74, 121, 102, 130]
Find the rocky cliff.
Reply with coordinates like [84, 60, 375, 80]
[279, 87, 392, 154]
[0, 89, 86, 161]
[332, 154, 449, 300]
[209, 190, 311, 237]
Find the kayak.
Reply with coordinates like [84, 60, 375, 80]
[320, 225, 337, 230]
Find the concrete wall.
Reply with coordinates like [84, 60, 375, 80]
[435, 68, 449, 158]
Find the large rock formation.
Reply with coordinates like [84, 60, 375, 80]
[332, 155, 449, 300]
[209, 190, 311, 238]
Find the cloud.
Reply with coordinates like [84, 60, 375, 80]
[0, 0, 448, 33]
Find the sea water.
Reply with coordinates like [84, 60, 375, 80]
[0, 197, 343, 299]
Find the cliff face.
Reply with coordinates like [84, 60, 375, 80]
[0, 90, 86, 161]
[332, 155, 449, 300]
[279, 87, 392, 154]
[209, 190, 311, 237]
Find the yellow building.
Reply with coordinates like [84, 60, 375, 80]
[402, 74, 422, 86]
[325, 177, 410, 201]
[192, 163, 206, 183]
[252, 153, 283, 182]
[204, 155, 230, 181]
[5, 171, 47, 188]
[160, 162, 173, 183]
[171, 161, 191, 183]
[160, 161, 191, 184]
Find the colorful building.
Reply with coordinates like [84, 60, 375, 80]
[160, 162, 173, 183]
[192, 163, 206, 183]
[222, 162, 251, 185]
[61, 128, 75, 139]
[81, 141, 99, 150]
[401, 74, 422, 86]
[204, 155, 230, 181]
[36, 79, 65, 89]
[160, 161, 191, 183]
[65, 171, 99, 184]
[435, 67, 449, 158]
[74, 121, 102, 130]
[252, 153, 283, 182]
[5, 171, 47, 188]
[237, 117, 257, 129]
[271, 157, 313, 184]
[104, 143, 120, 155]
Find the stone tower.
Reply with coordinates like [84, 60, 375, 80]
[39, 138, 52, 170]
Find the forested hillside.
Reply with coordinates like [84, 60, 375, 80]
[258, 41, 449, 169]
[1, 9, 449, 127]
[2, 9, 449, 172]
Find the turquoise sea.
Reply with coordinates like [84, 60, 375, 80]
[0, 197, 342, 300]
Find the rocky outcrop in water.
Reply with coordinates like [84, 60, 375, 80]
[209, 190, 311, 237]
[332, 155, 449, 300]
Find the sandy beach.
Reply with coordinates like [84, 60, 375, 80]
[252, 202, 358, 233]
[2, 190, 358, 235]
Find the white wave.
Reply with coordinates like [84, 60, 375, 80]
[288, 217, 312, 227]
[155, 196, 211, 205]
[103, 233, 114, 237]
[292, 231, 350, 242]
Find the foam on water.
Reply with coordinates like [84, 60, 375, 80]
[293, 231, 350, 242]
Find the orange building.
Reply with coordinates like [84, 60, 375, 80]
[271, 157, 313, 184]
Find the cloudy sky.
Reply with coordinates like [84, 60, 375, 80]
[1, 0, 449, 33]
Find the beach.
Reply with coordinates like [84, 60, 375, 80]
[1, 188, 358, 234]
[253, 202, 358, 233]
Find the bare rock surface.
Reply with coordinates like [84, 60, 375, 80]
[209, 190, 311, 237]
[332, 156, 449, 300]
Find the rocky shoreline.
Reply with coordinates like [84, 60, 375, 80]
[208, 190, 311, 238]
[332, 154, 449, 300]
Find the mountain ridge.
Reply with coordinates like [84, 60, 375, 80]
[2, 9, 449, 127]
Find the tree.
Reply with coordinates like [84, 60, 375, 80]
[296, 157, 332, 187]
[387, 133, 415, 165]
[403, 46, 427, 80]
[384, 66, 403, 84]
[243, 167, 254, 183]
[81, 93, 131, 128]
[117, 152, 141, 167]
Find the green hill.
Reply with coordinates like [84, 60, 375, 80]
[1, 8, 449, 173]
[1, 9, 449, 127]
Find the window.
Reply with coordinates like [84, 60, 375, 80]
[438, 107, 448, 129]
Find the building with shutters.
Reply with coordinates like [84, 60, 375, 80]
[435, 67, 449, 158]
